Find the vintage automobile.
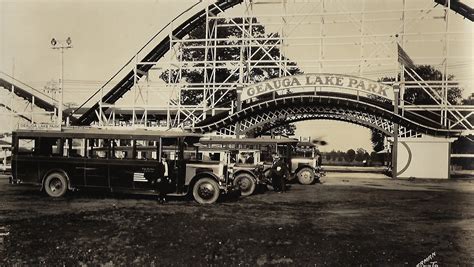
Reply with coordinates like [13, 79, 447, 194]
[292, 141, 325, 185]
[198, 136, 323, 195]
[197, 143, 265, 196]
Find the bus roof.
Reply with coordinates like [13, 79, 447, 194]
[13, 128, 202, 140]
[297, 141, 316, 147]
[199, 136, 299, 145]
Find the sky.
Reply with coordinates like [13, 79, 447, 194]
[0, 0, 472, 152]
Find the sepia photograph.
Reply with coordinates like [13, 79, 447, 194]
[0, 0, 473, 265]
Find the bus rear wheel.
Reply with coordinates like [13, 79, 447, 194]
[44, 172, 68, 197]
[192, 177, 220, 204]
[233, 173, 256, 197]
[297, 167, 315, 185]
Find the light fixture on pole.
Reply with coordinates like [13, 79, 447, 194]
[50, 37, 73, 129]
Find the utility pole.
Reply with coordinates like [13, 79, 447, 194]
[50, 37, 73, 129]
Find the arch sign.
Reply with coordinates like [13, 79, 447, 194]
[241, 73, 394, 102]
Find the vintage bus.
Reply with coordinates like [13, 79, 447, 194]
[11, 128, 237, 204]
[198, 136, 325, 195]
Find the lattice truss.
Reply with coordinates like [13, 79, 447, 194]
[99, 0, 472, 133]
[0, 83, 57, 133]
[41, 0, 468, 137]
[214, 105, 421, 137]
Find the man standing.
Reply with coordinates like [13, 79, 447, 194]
[157, 155, 170, 203]
[270, 153, 288, 192]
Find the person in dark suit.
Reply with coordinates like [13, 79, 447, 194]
[270, 153, 288, 192]
[146, 154, 168, 204]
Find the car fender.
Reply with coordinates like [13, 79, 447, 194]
[233, 169, 258, 182]
[189, 172, 222, 190]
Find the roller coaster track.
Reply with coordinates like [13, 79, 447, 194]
[72, 0, 243, 126]
[0, 103, 31, 123]
[71, 0, 471, 131]
[191, 93, 464, 137]
[0, 71, 61, 114]
[434, 0, 473, 21]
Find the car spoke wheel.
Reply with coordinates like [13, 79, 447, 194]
[297, 168, 315, 185]
[44, 172, 68, 197]
[233, 173, 256, 197]
[193, 178, 219, 204]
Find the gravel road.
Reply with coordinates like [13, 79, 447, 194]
[0, 173, 473, 265]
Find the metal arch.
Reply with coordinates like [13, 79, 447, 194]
[223, 108, 421, 138]
[192, 94, 464, 137]
[239, 107, 394, 137]
[245, 112, 421, 138]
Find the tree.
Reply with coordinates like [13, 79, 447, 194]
[328, 150, 338, 162]
[325, 152, 332, 161]
[371, 65, 464, 151]
[337, 151, 345, 162]
[371, 130, 385, 152]
[379, 65, 463, 105]
[451, 135, 474, 169]
[160, 18, 302, 135]
[355, 148, 367, 162]
[345, 149, 356, 162]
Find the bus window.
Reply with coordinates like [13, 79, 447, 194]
[18, 138, 36, 155]
[195, 152, 203, 160]
[111, 139, 132, 159]
[87, 139, 110, 159]
[209, 152, 221, 161]
[69, 139, 85, 158]
[135, 140, 157, 160]
[229, 151, 237, 164]
[37, 137, 63, 156]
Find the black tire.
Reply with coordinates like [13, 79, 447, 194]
[233, 173, 256, 197]
[44, 172, 68, 197]
[192, 177, 220, 204]
[296, 167, 315, 185]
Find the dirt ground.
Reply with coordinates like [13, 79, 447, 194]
[0, 173, 473, 266]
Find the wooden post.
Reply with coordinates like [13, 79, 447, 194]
[392, 84, 400, 178]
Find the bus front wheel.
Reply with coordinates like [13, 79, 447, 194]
[192, 177, 220, 204]
[233, 173, 256, 197]
[296, 167, 315, 185]
[44, 172, 68, 197]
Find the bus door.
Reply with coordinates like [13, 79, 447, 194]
[132, 140, 162, 190]
[14, 136, 39, 181]
[162, 137, 182, 193]
[84, 138, 110, 187]
[63, 138, 86, 187]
